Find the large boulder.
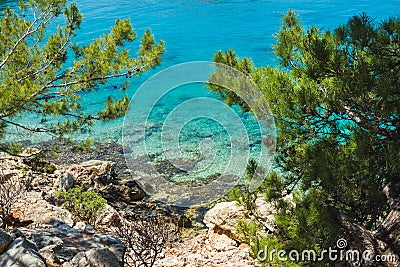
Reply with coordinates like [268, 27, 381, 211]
[32, 234, 63, 251]
[92, 233, 126, 265]
[65, 247, 121, 267]
[0, 237, 46, 267]
[17, 221, 126, 265]
[203, 199, 280, 252]
[99, 182, 145, 204]
[12, 191, 75, 226]
[59, 164, 94, 188]
[79, 160, 116, 176]
[203, 202, 246, 233]
[154, 234, 256, 267]
[32, 235, 64, 266]
[79, 160, 117, 187]
[203, 202, 246, 251]
[60, 160, 145, 204]
[207, 226, 238, 251]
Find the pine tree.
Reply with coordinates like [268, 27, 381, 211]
[0, 0, 164, 153]
[211, 11, 400, 266]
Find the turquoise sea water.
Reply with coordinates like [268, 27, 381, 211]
[2, 0, 400, 193]
[3, 0, 400, 142]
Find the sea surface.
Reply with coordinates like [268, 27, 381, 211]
[2, 0, 400, 192]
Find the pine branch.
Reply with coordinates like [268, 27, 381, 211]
[0, 118, 53, 134]
[0, 8, 55, 70]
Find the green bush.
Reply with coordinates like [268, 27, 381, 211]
[227, 159, 261, 213]
[56, 186, 106, 225]
[228, 187, 255, 213]
[23, 151, 57, 174]
[72, 139, 94, 152]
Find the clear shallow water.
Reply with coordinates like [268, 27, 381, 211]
[3, 0, 400, 186]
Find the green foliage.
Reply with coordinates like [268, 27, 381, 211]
[236, 219, 261, 251]
[49, 145, 61, 159]
[56, 185, 107, 225]
[211, 10, 400, 264]
[245, 158, 258, 179]
[228, 159, 261, 212]
[3, 142, 23, 156]
[24, 151, 57, 174]
[0, 0, 164, 148]
[100, 95, 130, 121]
[228, 187, 255, 213]
[260, 172, 286, 201]
[71, 138, 93, 152]
[209, 49, 256, 112]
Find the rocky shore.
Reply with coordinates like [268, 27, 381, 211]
[0, 141, 275, 266]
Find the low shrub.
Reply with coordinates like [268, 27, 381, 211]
[56, 185, 106, 225]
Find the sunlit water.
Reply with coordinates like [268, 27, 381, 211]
[2, 0, 399, 183]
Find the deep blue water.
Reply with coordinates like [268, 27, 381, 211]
[74, 0, 399, 67]
[2, 0, 400, 190]
[4, 0, 400, 142]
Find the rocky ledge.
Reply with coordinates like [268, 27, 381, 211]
[0, 221, 124, 267]
[0, 142, 277, 266]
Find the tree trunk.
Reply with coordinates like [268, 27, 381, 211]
[329, 208, 379, 266]
[329, 182, 400, 266]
